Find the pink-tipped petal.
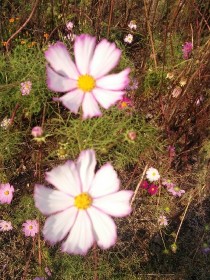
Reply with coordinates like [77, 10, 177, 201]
[46, 66, 77, 92]
[82, 93, 102, 119]
[96, 68, 130, 90]
[43, 207, 78, 244]
[61, 210, 94, 255]
[74, 34, 96, 75]
[45, 42, 79, 79]
[59, 89, 84, 114]
[45, 161, 82, 196]
[87, 207, 117, 249]
[34, 184, 74, 215]
[90, 39, 121, 79]
[76, 150, 96, 192]
[93, 88, 124, 109]
[92, 190, 133, 217]
[89, 163, 120, 197]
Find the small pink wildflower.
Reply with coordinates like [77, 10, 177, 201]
[127, 130, 137, 141]
[168, 186, 185, 197]
[128, 20, 137, 30]
[31, 126, 43, 138]
[0, 183, 14, 204]
[127, 78, 138, 91]
[162, 178, 175, 189]
[20, 81, 32, 95]
[147, 184, 158, 195]
[182, 42, 193, 59]
[168, 145, 176, 157]
[66, 21, 74, 30]
[45, 34, 130, 119]
[118, 96, 132, 109]
[158, 215, 168, 226]
[33, 277, 45, 280]
[124, 34, 133, 44]
[0, 220, 13, 232]
[140, 180, 149, 189]
[22, 220, 39, 237]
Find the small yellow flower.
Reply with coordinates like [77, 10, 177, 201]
[20, 40, 26, 45]
[9, 18, 15, 23]
[2, 42, 7, 46]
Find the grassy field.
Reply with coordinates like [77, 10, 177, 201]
[0, 0, 210, 279]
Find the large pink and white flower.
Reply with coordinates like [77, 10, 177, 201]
[45, 34, 130, 119]
[34, 149, 133, 255]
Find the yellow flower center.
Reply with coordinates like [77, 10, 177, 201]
[74, 193, 92, 210]
[121, 101, 128, 108]
[29, 225, 33, 230]
[77, 75, 95, 92]
[4, 191, 9, 196]
[152, 172, 156, 177]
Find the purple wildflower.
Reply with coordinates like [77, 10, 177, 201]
[182, 42, 193, 59]
[20, 81, 32, 95]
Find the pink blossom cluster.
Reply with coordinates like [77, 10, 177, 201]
[162, 179, 185, 197]
[182, 42, 193, 59]
[20, 81, 32, 95]
[140, 180, 159, 196]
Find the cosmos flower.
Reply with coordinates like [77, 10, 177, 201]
[140, 180, 149, 189]
[20, 81, 32, 95]
[146, 167, 160, 182]
[0, 220, 13, 232]
[34, 149, 133, 255]
[124, 34, 133, 44]
[182, 42, 193, 59]
[31, 126, 43, 138]
[158, 215, 168, 226]
[66, 21, 74, 30]
[167, 186, 185, 197]
[162, 178, 175, 189]
[147, 184, 158, 195]
[118, 96, 132, 109]
[22, 220, 39, 237]
[45, 34, 130, 119]
[128, 20, 137, 30]
[0, 183, 14, 204]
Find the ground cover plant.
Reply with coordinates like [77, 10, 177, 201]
[0, 0, 210, 279]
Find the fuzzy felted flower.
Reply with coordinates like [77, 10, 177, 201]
[45, 34, 130, 119]
[0, 183, 14, 204]
[34, 149, 133, 255]
[22, 220, 39, 237]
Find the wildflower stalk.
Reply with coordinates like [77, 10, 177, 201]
[143, 0, 157, 69]
[174, 195, 192, 244]
[131, 164, 148, 206]
[5, 0, 40, 52]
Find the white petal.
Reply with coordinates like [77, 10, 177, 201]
[89, 163, 120, 197]
[34, 184, 74, 215]
[92, 190, 133, 217]
[90, 39, 121, 79]
[59, 89, 84, 114]
[96, 68, 130, 90]
[74, 34, 96, 75]
[61, 210, 94, 255]
[88, 207, 117, 249]
[82, 93, 102, 119]
[93, 88, 124, 109]
[46, 66, 77, 92]
[43, 207, 78, 244]
[45, 42, 79, 79]
[45, 161, 82, 196]
[76, 150, 96, 192]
